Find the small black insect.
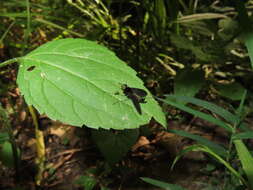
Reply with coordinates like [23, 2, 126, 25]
[121, 84, 147, 115]
[27, 65, 36, 71]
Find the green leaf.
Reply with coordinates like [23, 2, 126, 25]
[232, 132, 253, 140]
[218, 18, 239, 41]
[17, 38, 166, 129]
[75, 175, 97, 190]
[169, 34, 214, 62]
[245, 32, 253, 69]
[171, 144, 246, 186]
[215, 82, 246, 101]
[101, 187, 111, 190]
[234, 140, 253, 189]
[92, 129, 139, 165]
[141, 177, 187, 190]
[154, 0, 167, 36]
[0, 132, 9, 144]
[174, 69, 205, 98]
[161, 96, 233, 132]
[0, 141, 18, 168]
[168, 129, 227, 157]
[165, 95, 238, 124]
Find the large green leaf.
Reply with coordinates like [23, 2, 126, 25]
[215, 82, 245, 101]
[17, 38, 166, 129]
[174, 68, 205, 98]
[75, 175, 97, 190]
[92, 129, 139, 165]
[0, 132, 9, 144]
[0, 141, 20, 168]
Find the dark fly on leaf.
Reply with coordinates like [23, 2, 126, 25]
[121, 84, 147, 115]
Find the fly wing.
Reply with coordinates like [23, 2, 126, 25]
[129, 94, 142, 115]
[130, 88, 147, 97]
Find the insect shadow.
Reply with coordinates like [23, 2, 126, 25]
[114, 84, 148, 115]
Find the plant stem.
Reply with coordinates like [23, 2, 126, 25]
[0, 57, 21, 69]
[28, 106, 46, 186]
[0, 20, 15, 42]
[22, 0, 31, 53]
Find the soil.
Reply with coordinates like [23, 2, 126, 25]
[0, 67, 237, 190]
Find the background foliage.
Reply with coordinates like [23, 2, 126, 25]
[1, 0, 253, 190]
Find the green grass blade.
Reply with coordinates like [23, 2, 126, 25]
[171, 144, 202, 170]
[201, 145, 247, 186]
[0, 132, 9, 144]
[35, 18, 84, 37]
[236, 90, 247, 117]
[169, 129, 227, 157]
[171, 144, 247, 186]
[166, 95, 238, 124]
[232, 132, 253, 140]
[159, 96, 233, 132]
[141, 177, 187, 190]
[234, 140, 253, 189]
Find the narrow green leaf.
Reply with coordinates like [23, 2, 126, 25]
[234, 140, 253, 189]
[160, 96, 233, 132]
[0, 132, 9, 144]
[232, 132, 253, 140]
[169, 129, 227, 157]
[35, 18, 84, 37]
[154, 0, 167, 33]
[171, 144, 247, 186]
[169, 34, 214, 62]
[177, 13, 227, 23]
[101, 187, 111, 190]
[0, 141, 14, 168]
[165, 95, 238, 125]
[141, 177, 187, 190]
[0, 12, 29, 18]
[236, 90, 247, 117]
[17, 38, 166, 129]
[215, 82, 246, 101]
[171, 144, 202, 170]
[245, 32, 253, 69]
[75, 175, 97, 190]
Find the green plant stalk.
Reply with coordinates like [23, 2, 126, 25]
[178, 0, 188, 13]
[35, 18, 84, 37]
[0, 104, 20, 182]
[22, 0, 31, 53]
[233, 91, 253, 189]
[198, 146, 248, 186]
[28, 106, 45, 186]
[234, 0, 251, 33]
[223, 121, 240, 189]
[172, 144, 248, 186]
[66, 0, 102, 25]
[0, 20, 15, 42]
[0, 57, 21, 68]
[223, 90, 247, 189]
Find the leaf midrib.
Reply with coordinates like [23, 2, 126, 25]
[27, 52, 129, 74]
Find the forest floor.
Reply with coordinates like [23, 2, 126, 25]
[0, 67, 248, 190]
